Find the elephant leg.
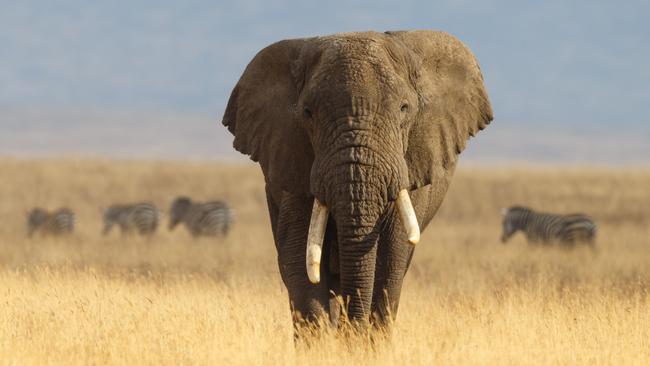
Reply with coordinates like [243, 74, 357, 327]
[324, 217, 341, 326]
[371, 185, 436, 329]
[328, 279, 341, 326]
[370, 204, 413, 330]
[272, 190, 331, 336]
[264, 184, 280, 248]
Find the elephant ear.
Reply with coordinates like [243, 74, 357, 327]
[222, 39, 315, 196]
[387, 30, 493, 189]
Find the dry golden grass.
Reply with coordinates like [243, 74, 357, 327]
[0, 158, 649, 365]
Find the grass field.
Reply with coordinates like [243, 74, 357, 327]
[0, 158, 649, 365]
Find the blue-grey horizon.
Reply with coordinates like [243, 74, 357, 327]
[1, 0, 648, 163]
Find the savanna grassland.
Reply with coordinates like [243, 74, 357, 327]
[0, 158, 649, 365]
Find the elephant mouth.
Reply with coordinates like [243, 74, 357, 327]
[305, 189, 420, 284]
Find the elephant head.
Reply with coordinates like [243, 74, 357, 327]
[223, 31, 492, 324]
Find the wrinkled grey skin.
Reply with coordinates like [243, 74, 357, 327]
[222, 30, 493, 333]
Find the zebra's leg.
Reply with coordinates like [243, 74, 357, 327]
[523, 232, 533, 245]
[586, 239, 598, 254]
[140, 226, 155, 239]
[561, 239, 576, 250]
[102, 223, 113, 236]
[560, 229, 579, 249]
[582, 230, 598, 254]
[118, 223, 128, 238]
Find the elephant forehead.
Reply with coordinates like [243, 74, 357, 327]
[319, 38, 395, 71]
[325, 36, 383, 55]
[313, 39, 406, 95]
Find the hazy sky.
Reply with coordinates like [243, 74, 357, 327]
[1, 0, 648, 161]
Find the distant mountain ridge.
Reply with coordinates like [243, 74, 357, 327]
[1, 107, 648, 165]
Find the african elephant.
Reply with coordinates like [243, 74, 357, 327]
[222, 30, 493, 333]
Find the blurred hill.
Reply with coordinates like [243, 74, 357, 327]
[1, 107, 648, 165]
[0, 108, 241, 161]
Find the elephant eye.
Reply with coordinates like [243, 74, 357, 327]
[303, 106, 313, 119]
[400, 103, 409, 112]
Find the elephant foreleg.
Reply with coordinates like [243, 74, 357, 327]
[273, 190, 331, 336]
[371, 186, 436, 329]
[371, 204, 414, 329]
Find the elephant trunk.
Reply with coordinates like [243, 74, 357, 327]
[307, 118, 416, 324]
[306, 188, 418, 285]
[333, 180, 383, 324]
[322, 147, 404, 324]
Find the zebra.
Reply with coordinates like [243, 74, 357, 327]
[168, 196, 233, 237]
[102, 202, 160, 237]
[501, 206, 596, 247]
[27, 207, 75, 237]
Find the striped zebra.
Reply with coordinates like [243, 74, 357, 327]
[501, 206, 596, 247]
[168, 196, 233, 237]
[27, 207, 75, 237]
[102, 202, 160, 237]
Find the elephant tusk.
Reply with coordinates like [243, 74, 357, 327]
[306, 198, 328, 284]
[396, 189, 420, 245]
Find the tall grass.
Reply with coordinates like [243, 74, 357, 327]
[0, 158, 648, 364]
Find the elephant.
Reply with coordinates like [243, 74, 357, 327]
[222, 30, 493, 334]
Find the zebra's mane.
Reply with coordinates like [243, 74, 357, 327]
[507, 206, 534, 215]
